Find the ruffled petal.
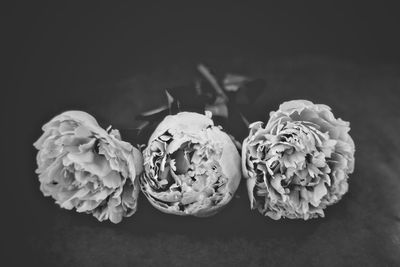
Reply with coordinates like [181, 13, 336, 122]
[34, 110, 143, 223]
[140, 111, 241, 217]
[242, 100, 355, 220]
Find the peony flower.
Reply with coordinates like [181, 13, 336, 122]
[140, 111, 241, 217]
[34, 111, 143, 223]
[242, 100, 355, 220]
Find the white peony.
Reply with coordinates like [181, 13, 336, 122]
[242, 100, 355, 220]
[140, 111, 241, 217]
[34, 111, 143, 223]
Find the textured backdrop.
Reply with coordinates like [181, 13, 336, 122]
[14, 57, 399, 266]
[6, 2, 400, 266]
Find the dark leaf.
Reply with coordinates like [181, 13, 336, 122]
[131, 64, 266, 145]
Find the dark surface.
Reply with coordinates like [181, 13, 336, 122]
[5, 2, 400, 267]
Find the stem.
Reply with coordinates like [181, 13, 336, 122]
[197, 64, 228, 102]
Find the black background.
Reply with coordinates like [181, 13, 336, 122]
[4, 2, 400, 266]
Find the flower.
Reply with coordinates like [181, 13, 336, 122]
[140, 111, 241, 217]
[34, 111, 143, 223]
[242, 100, 355, 220]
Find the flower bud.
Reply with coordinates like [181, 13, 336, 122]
[140, 111, 241, 217]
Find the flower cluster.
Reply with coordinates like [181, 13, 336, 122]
[140, 111, 241, 217]
[242, 100, 355, 219]
[34, 98, 355, 222]
[34, 111, 143, 223]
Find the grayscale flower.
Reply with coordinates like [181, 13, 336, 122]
[140, 111, 241, 217]
[34, 111, 143, 223]
[242, 100, 355, 220]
